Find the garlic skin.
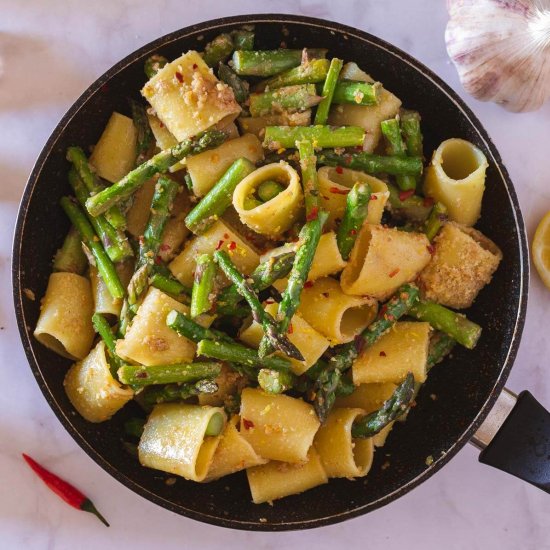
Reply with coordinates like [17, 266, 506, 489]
[446, 0, 550, 112]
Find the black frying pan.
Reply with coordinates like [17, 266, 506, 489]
[12, 14, 550, 531]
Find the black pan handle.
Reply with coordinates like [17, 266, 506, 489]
[471, 388, 550, 493]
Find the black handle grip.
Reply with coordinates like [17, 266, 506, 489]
[479, 391, 550, 493]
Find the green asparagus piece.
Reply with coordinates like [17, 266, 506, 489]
[351, 373, 415, 438]
[386, 182, 433, 222]
[190, 254, 216, 318]
[259, 58, 330, 90]
[92, 312, 124, 377]
[205, 412, 226, 436]
[249, 84, 322, 117]
[141, 379, 218, 407]
[66, 146, 127, 230]
[427, 331, 456, 370]
[232, 48, 327, 77]
[144, 54, 168, 79]
[312, 364, 343, 423]
[297, 140, 320, 218]
[117, 362, 221, 387]
[129, 99, 154, 166]
[230, 29, 254, 51]
[166, 309, 234, 344]
[218, 63, 249, 104]
[332, 81, 379, 106]
[256, 180, 284, 202]
[214, 250, 303, 361]
[203, 33, 234, 67]
[53, 227, 87, 274]
[425, 202, 448, 241]
[124, 418, 145, 439]
[408, 300, 481, 350]
[196, 339, 293, 372]
[318, 150, 423, 176]
[335, 373, 356, 397]
[60, 197, 124, 299]
[150, 273, 191, 298]
[380, 118, 416, 191]
[264, 126, 365, 150]
[401, 111, 423, 158]
[336, 182, 371, 260]
[85, 130, 226, 217]
[185, 158, 255, 234]
[243, 196, 263, 210]
[258, 368, 296, 394]
[314, 58, 343, 125]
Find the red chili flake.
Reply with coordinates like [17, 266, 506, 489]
[265, 299, 275, 304]
[388, 268, 400, 278]
[303, 281, 314, 288]
[175, 71, 184, 83]
[228, 241, 237, 251]
[379, 304, 388, 317]
[427, 244, 436, 255]
[159, 121, 164, 128]
[335, 165, 344, 174]
[306, 206, 319, 221]
[159, 244, 171, 252]
[355, 145, 363, 151]
[349, 229, 357, 236]
[223, 233, 230, 239]
[154, 256, 163, 265]
[379, 351, 387, 357]
[423, 197, 435, 208]
[136, 371, 149, 379]
[242, 419, 254, 430]
[370, 195, 378, 201]
[288, 323, 294, 334]
[322, 292, 330, 298]
[329, 186, 349, 195]
[215, 239, 225, 250]
[192, 63, 198, 69]
[399, 189, 415, 201]
[386, 314, 395, 322]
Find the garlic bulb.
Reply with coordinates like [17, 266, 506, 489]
[446, 0, 550, 112]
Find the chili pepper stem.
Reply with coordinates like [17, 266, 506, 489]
[80, 498, 110, 527]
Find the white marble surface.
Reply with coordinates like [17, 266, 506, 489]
[1, 1, 549, 548]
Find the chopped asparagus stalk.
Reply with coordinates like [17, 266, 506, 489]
[256, 180, 285, 202]
[297, 139, 320, 218]
[218, 63, 249, 104]
[264, 126, 365, 149]
[243, 196, 262, 210]
[117, 362, 221, 387]
[336, 182, 371, 260]
[92, 312, 124, 377]
[205, 412, 226, 436]
[203, 33, 234, 67]
[141, 379, 218, 407]
[166, 309, 234, 344]
[380, 118, 417, 191]
[318, 150, 423, 176]
[190, 254, 217, 318]
[258, 368, 296, 394]
[386, 182, 433, 222]
[401, 110, 423, 158]
[232, 48, 327, 77]
[249, 84, 322, 117]
[129, 99, 154, 165]
[332, 81, 379, 106]
[314, 58, 343, 125]
[230, 29, 254, 51]
[427, 331, 456, 370]
[124, 417, 145, 439]
[259, 58, 330, 90]
[150, 273, 191, 298]
[53, 227, 87, 274]
[424, 202, 448, 241]
[144, 54, 168, 79]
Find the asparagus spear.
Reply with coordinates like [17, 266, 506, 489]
[150, 273, 191, 298]
[256, 180, 284, 202]
[336, 182, 371, 260]
[85, 130, 226, 217]
[424, 202, 448, 241]
[258, 368, 296, 394]
[92, 312, 124, 377]
[129, 99, 154, 166]
[141, 379, 218, 407]
[205, 412, 226, 436]
[312, 363, 343, 423]
[427, 331, 456, 370]
[249, 84, 322, 117]
[264, 126, 365, 150]
[144, 54, 168, 79]
[232, 48, 327, 77]
[259, 59, 330, 90]
[66, 146, 127, 230]
[190, 254, 216, 318]
[185, 158, 255, 234]
[117, 362, 221, 387]
[218, 63, 249, 104]
[60, 197, 124, 299]
[166, 310, 235, 344]
[318, 150, 423, 176]
[53, 227, 87, 274]
[351, 372, 415, 438]
[214, 250, 303, 360]
[314, 58, 343, 125]
[124, 417, 145, 439]
[230, 29, 254, 51]
[408, 300, 482, 350]
[203, 33, 234, 67]
[386, 182, 433, 222]
[297, 139, 320, 217]
[332, 81, 379, 106]
[380, 118, 416, 191]
[401, 111, 423, 158]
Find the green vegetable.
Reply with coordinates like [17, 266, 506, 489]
[424, 202, 448, 241]
[264, 126, 365, 149]
[259, 59, 330, 90]
[166, 310, 235, 344]
[149, 273, 191, 298]
[380, 117, 416, 191]
[52, 227, 87, 274]
[249, 84, 322, 117]
[401, 111, 423, 158]
[141, 379, 218, 407]
[386, 182, 433, 222]
[92, 312, 124, 377]
[230, 29, 254, 51]
[256, 180, 284, 202]
[202, 33, 234, 67]
[336, 182, 371, 260]
[332, 81, 379, 106]
[258, 369, 296, 394]
[117, 362, 221, 387]
[218, 63, 249, 104]
[314, 58, 343, 125]
[205, 412, 226, 436]
[297, 139, 320, 218]
[144, 55, 168, 79]
[427, 332, 456, 370]
[190, 254, 217, 318]
[129, 99, 154, 166]
[232, 48, 327, 77]
[124, 418, 145, 439]
[318, 150, 423, 176]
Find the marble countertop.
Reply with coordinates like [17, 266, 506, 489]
[2, 1, 549, 548]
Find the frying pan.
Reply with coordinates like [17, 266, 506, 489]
[12, 14, 550, 531]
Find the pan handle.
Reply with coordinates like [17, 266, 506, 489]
[471, 388, 550, 493]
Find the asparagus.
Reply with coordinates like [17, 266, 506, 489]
[205, 412, 226, 436]
[318, 150, 423, 176]
[332, 81, 379, 106]
[218, 63, 249, 104]
[141, 379, 218, 407]
[230, 29, 254, 51]
[190, 254, 216, 318]
[256, 180, 284, 202]
[427, 331, 456, 370]
[336, 182, 371, 260]
[203, 33, 234, 67]
[124, 417, 145, 439]
[144, 54, 168, 79]
[66, 146, 127, 230]
[150, 273, 191, 298]
[53, 227, 87, 274]
[312, 364, 342, 423]
[196, 339, 293, 372]
[425, 201, 448, 241]
[258, 368, 296, 394]
[401, 111, 423, 158]
[351, 373, 415, 438]
[386, 182, 433, 222]
[259, 58, 330, 90]
[264, 126, 365, 150]
[85, 130, 226, 216]
[249, 84, 322, 117]
[166, 309, 234, 344]
[408, 300, 482, 350]
[185, 158, 255, 234]
[60, 197, 124, 299]
[129, 99, 154, 166]
[297, 139, 320, 217]
[232, 48, 327, 77]
[92, 312, 124, 377]
[380, 118, 416, 191]
[117, 362, 221, 387]
[214, 250, 303, 360]
[314, 58, 343, 125]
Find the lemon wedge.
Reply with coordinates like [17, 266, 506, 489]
[532, 211, 550, 289]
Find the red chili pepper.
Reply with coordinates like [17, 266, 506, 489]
[306, 206, 319, 221]
[215, 239, 224, 250]
[379, 351, 387, 357]
[335, 165, 344, 174]
[370, 195, 378, 201]
[388, 268, 400, 278]
[159, 243, 171, 252]
[423, 197, 435, 208]
[398, 189, 415, 201]
[242, 418, 254, 430]
[329, 186, 349, 195]
[228, 241, 237, 251]
[349, 229, 357, 236]
[22, 453, 109, 527]
[427, 244, 436, 255]
[192, 63, 198, 69]
[303, 281, 314, 288]
[223, 233, 230, 239]
[175, 71, 184, 83]
[154, 255, 162, 265]
[288, 323, 294, 334]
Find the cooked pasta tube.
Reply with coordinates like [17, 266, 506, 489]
[246, 447, 328, 504]
[204, 416, 268, 481]
[64, 341, 133, 423]
[146, 113, 185, 172]
[138, 403, 225, 482]
[169, 220, 259, 287]
[317, 167, 389, 230]
[335, 382, 397, 411]
[340, 224, 431, 299]
[34, 272, 95, 360]
[352, 321, 431, 385]
[233, 162, 304, 238]
[314, 408, 374, 478]
[239, 388, 320, 462]
[90, 262, 133, 319]
[423, 138, 488, 226]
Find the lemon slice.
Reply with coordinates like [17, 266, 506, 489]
[532, 211, 550, 289]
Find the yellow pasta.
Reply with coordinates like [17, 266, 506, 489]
[64, 341, 133, 423]
[34, 272, 95, 360]
[335, 382, 397, 411]
[138, 403, 225, 482]
[317, 167, 389, 230]
[246, 447, 328, 504]
[314, 408, 374, 478]
[237, 110, 311, 137]
[424, 138, 488, 226]
[142, 51, 240, 142]
[233, 162, 304, 238]
[239, 388, 320, 462]
[353, 321, 431, 385]
[146, 113, 186, 172]
[341, 224, 431, 299]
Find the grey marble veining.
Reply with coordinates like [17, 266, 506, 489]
[1, 1, 549, 548]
